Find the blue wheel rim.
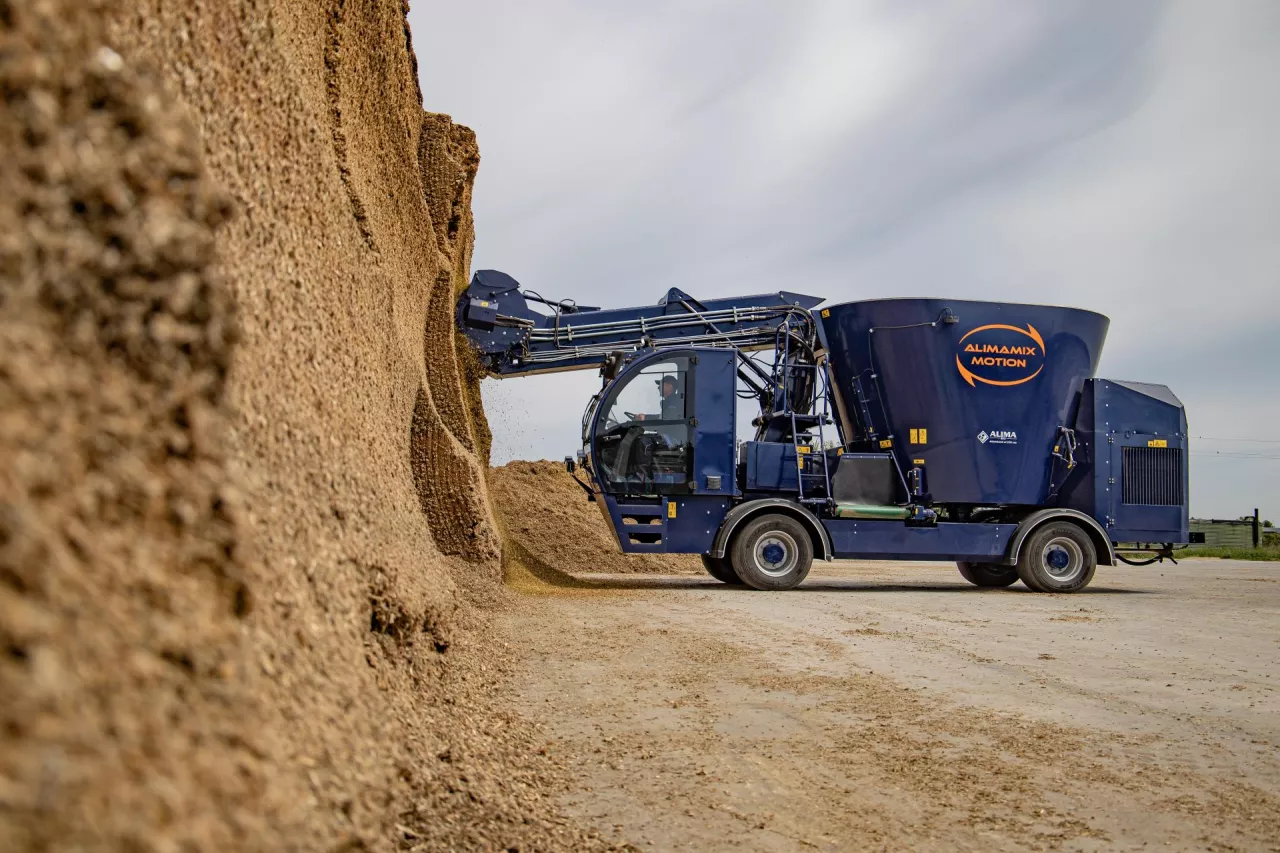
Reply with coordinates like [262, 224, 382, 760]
[1041, 537, 1084, 581]
[753, 531, 799, 578]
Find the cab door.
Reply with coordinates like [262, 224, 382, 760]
[689, 349, 736, 497]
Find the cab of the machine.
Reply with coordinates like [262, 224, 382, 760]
[584, 347, 738, 500]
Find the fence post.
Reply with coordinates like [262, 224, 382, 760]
[1254, 508, 1261, 548]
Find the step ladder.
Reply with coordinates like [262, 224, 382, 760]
[772, 317, 834, 507]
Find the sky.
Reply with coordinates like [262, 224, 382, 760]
[412, 1, 1280, 522]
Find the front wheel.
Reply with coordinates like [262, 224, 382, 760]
[730, 514, 813, 591]
[701, 554, 741, 585]
[956, 561, 1019, 588]
[1016, 522, 1098, 593]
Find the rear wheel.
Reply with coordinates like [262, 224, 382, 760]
[956, 561, 1019, 588]
[700, 554, 741, 585]
[730, 514, 813, 591]
[1016, 522, 1097, 593]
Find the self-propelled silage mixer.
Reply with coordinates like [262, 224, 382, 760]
[458, 270, 1194, 592]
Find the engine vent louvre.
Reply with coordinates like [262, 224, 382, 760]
[1121, 446, 1184, 506]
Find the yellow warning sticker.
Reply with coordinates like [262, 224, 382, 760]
[920, 428, 928, 444]
[913, 458, 925, 465]
[821, 309, 831, 318]
[667, 501, 677, 518]
[797, 445, 811, 454]
[910, 429, 918, 444]
[1147, 439, 1168, 448]
[479, 300, 490, 307]
[879, 439, 892, 449]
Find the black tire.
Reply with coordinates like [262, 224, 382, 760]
[729, 514, 813, 591]
[956, 561, 1019, 588]
[701, 554, 741, 585]
[1015, 522, 1098, 593]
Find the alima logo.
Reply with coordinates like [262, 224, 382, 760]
[955, 323, 1046, 388]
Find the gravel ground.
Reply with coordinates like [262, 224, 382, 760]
[502, 558, 1280, 851]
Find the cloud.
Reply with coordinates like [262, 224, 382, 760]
[413, 0, 1280, 519]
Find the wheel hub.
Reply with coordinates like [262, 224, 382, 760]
[1041, 536, 1084, 581]
[754, 532, 798, 577]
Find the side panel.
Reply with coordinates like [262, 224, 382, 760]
[664, 496, 734, 553]
[830, 453, 903, 504]
[744, 441, 799, 492]
[1060, 379, 1190, 544]
[823, 519, 1018, 562]
[742, 441, 833, 500]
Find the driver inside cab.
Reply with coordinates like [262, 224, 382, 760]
[636, 375, 683, 422]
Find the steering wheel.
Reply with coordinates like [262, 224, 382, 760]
[603, 412, 640, 431]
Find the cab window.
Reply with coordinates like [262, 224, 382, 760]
[594, 357, 692, 495]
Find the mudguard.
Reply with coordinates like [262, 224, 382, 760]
[1005, 508, 1115, 567]
[710, 499, 833, 561]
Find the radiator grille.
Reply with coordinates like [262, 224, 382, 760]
[1122, 446, 1184, 506]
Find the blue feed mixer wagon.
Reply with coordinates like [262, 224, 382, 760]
[458, 270, 1192, 592]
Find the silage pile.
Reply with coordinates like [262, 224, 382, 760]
[0, 1, 608, 850]
[490, 461, 703, 576]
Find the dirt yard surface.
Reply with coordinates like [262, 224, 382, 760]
[503, 559, 1280, 851]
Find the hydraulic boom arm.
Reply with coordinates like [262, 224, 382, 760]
[457, 270, 824, 377]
